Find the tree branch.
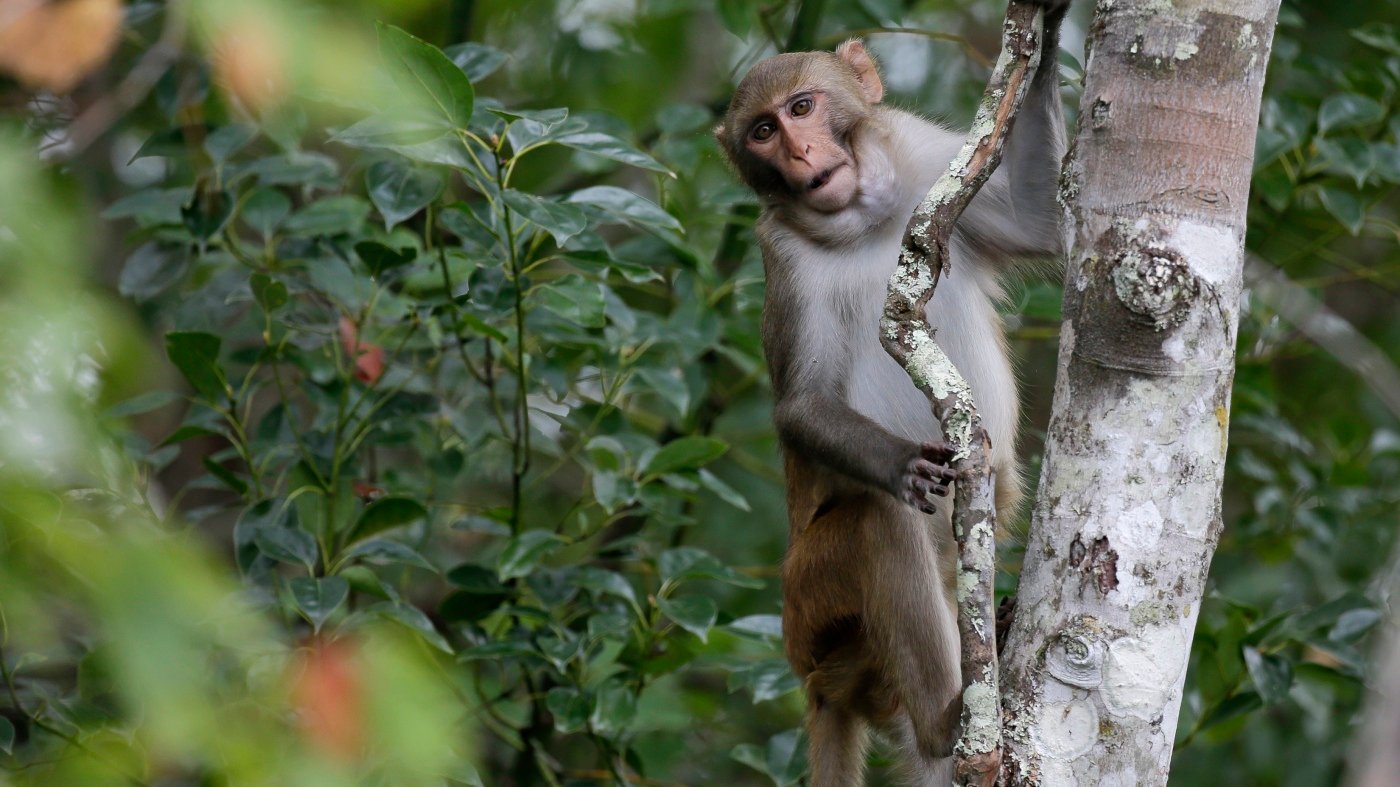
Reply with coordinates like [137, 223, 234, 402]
[876, 2, 1047, 784]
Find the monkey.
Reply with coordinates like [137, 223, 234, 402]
[714, 3, 1069, 784]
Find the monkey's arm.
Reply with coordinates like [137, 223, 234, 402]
[761, 270, 956, 512]
[773, 391, 954, 514]
[957, 1, 1069, 259]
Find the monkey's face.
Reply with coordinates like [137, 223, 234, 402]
[716, 42, 885, 217]
[741, 90, 859, 213]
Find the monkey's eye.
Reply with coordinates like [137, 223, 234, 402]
[791, 97, 813, 117]
[752, 122, 776, 142]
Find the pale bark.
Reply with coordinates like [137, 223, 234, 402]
[997, 1, 1281, 785]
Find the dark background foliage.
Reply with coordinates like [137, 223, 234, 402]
[0, 1, 1397, 785]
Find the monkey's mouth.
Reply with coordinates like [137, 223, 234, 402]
[807, 164, 844, 192]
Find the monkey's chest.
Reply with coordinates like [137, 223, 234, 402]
[844, 318, 940, 444]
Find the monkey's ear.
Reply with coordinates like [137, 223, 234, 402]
[835, 38, 884, 104]
[713, 124, 727, 145]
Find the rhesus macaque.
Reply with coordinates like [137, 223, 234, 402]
[715, 2, 1069, 784]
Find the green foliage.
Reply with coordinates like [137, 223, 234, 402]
[2, 9, 792, 785]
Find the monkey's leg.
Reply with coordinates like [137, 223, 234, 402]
[861, 502, 962, 776]
[806, 697, 868, 787]
[889, 715, 956, 787]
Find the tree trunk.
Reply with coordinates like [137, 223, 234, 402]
[998, 2, 1281, 784]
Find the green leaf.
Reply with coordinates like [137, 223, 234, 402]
[378, 24, 475, 129]
[355, 240, 417, 277]
[104, 390, 182, 419]
[1353, 22, 1400, 54]
[546, 687, 591, 733]
[1243, 645, 1293, 704]
[1252, 165, 1293, 212]
[1328, 608, 1381, 642]
[634, 367, 691, 420]
[366, 159, 445, 229]
[158, 423, 222, 447]
[368, 601, 452, 653]
[726, 614, 784, 639]
[363, 135, 477, 170]
[659, 546, 764, 589]
[348, 496, 428, 545]
[1313, 137, 1374, 187]
[537, 632, 581, 671]
[444, 42, 508, 82]
[290, 576, 349, 633]
[716, 0, 755, 37]
[642, 436, 728, 477]
[457, 638, 536, 661]
[457, 312, 508, 342]
[1318, 186, 1366, 235]
[1253, 127, 1291, 171]
[283, 195, 371, 237]
[439, 589, 509, 623]
[331, 116, 448, 149]
[131, 125, 205, 161]
[1374, 143, 1400, 183]
[240, 152, 340, 188]
[0, 716, 13, 755]
[254, 526, 319, 570]
[555, 131, 672, 175]
[205, 124, 258, 165]
[657, 103, 712, 135]
[165, 331, 227, 400]
[533, 274, 606, 328]
[447, 563, 506, 592]
[103, 187, 189, 225]
[202, 457, 248, 495]
[501, 108, 573, 150]
[119, 242, 188, 302]
[492, 105, 568, 127]
[700, 464, 756, 509]
[181, 187, 233, 240]
[497, 531, 564, 580]
[1194, 690, 1263, 734]
[343, 538, 437, 571]
[250, 272, 289, 312]
[589, 679, 637, 736]
[241, 188, 291, 239]
[567, 185, 683, 234]
[502, 189, 589, 246]
[726, 659, 800, 703]
[732, 729, 805, 786]
[657, 595, 718, 642]
[1318, 93, 1385, 133]
[576, 567, 638, 607]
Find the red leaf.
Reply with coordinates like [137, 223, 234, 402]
[338, 316, 385, 384]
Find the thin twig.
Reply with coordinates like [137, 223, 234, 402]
[877, 2, 1048, 784]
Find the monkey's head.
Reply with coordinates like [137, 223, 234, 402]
[715, 40, 884, 214]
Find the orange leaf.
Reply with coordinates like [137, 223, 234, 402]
[0, 0, 124, 92]
[291, 638, 364, 762]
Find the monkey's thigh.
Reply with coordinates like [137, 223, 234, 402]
[859, 498, 962, 755]
[781, 494, 898, 722]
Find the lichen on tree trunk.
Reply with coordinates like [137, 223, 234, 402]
[997, 1, 1282, 784]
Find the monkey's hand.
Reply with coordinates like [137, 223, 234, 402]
[902, 441, 958, 515]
